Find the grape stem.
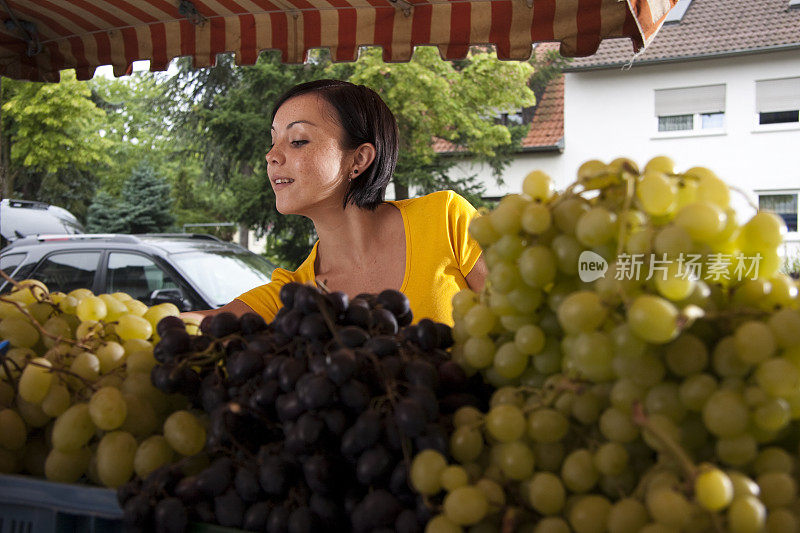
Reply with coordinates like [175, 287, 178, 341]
[27, 359, 99, 391]
[500, 506, 520, 533]
[631, 402, 697, 481]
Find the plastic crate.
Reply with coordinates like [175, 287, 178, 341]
[0, 473, 123, 533]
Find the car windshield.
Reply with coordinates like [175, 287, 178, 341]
[171, 249, 276, 307]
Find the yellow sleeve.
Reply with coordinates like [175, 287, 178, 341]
[445, 191, 482, 276]
[235, 268, 293, 323]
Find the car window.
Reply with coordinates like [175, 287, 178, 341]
[31, 252, 101, 294]
[0, 253, 25, 278]
[170, 250, 274, 307]
[107, 252, 179, 303]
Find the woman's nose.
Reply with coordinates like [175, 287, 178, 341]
[266, 145, 282, 165]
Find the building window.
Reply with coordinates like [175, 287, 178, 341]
[756, 78, 800, 125]
[655, 85, 726, 133]
[759, 193, 798, 232]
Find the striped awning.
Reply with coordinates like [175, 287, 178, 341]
[0, 0, 677, 82]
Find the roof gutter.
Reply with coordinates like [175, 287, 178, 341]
[563, 43, 800, 72]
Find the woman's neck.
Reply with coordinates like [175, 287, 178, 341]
[312, 202, 391, 275]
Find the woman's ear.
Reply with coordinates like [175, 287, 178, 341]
[353, 143, 377, 172]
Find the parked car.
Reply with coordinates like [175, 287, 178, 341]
[0, 234, 277, 311]
[0, 199, 85, 249]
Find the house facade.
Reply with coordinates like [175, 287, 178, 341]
[452, 0, 800, 258]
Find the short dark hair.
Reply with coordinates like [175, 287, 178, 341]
[271, 79, 399, 210]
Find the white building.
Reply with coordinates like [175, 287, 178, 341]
[453, 0, 800, 260]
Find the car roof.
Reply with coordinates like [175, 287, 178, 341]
[0, 233, 252, 256]
[0, 199, 85, 242]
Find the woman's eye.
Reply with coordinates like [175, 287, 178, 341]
[290, 140, 308, 147]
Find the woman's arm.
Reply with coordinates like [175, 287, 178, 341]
[465, 255, 488, 293]
[180, 299, 257, 324]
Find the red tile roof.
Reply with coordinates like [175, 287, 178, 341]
[568, 0, 800, 70]
[434, 43, 564, 154]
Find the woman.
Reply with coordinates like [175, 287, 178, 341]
[191, 79, 487, 326]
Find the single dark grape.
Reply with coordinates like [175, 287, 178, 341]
[394, 398, 426, 438]
[356, 445, 393, 486]
[275, 392, 304, 422]
[174, 475, 201, 504]
[150, 363, 181, 394]
[397, 310, 413, 327]
[279, 282, 302, 308]
[297, 374, 335, 410]
[250, 379, 279, 411]
[156, 328, 192, 358]
[156, 315, 186, 337]
[326, 291, 349, 316]
[293, 285, 320, 314]
[240, 312, 268, 334]
[196, 457, 233, 498]
[298, 312, 329, 340]
[226, 349, 265, 386]
[279, 358, 307, 392]
[288, 506, 315, 533]
[308, 353, 327, 374]
[178, 366, 201, 398]
[371, 308, 398, 335]
[199, 315, 214, 335]
[363, 335, 398, 357]
[338, 326, 369, 348]
[325, 350, 356, 387]
[214, 489, 245, 528]
[225, 338, 246, 357]
[404, 359, 439, 390]
[277, 308, 303, 337]
[338, 379, 370, 412]
[244, 501, 273, 532]
[340, 409, 381, 456]
[435, 323, 454, 349]
[345, 301, 371, 329]
[415, 423, 449, 454]
[191, 334, 213, 352]
[154, 497, 188, 533]
[376, 289, 410, 317]
[351, 489, 402, 533]
[309, 493, 343, 527]
[259, 456, 288, 497]
[234, 466, 262, 503]
[303, 454, 334, 494]
[123, 493, 152, 528]
[437, 360, 468, 393]
[389, 463, 412, 498]
[415, 319, 440, 351]
[209, 312, 240, 338]
[320, 408, 347, 437]
[295, 412, 325, 444]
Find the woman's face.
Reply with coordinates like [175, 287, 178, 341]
[266, 93, 353, 216]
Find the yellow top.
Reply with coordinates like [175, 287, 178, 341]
[236, 190, 482, 325]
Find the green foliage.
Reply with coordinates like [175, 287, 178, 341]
[86, 163, 174, 233]
[1, 71, 113, 219]
[340, 47, 536, 198]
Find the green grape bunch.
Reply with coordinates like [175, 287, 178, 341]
[417, 157, 800, 532]
[0, 276, 199, 488]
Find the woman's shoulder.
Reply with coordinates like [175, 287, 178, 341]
[393, 190, 473, 214]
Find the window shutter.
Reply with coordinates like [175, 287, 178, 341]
[654, 84, 726, 117]
[756, 78, 800, 113]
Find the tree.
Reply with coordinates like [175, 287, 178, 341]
[0, 71, 112, 219]
[86, 163, 174, 233]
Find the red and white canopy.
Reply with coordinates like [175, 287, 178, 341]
[1, 0, 677, 82]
